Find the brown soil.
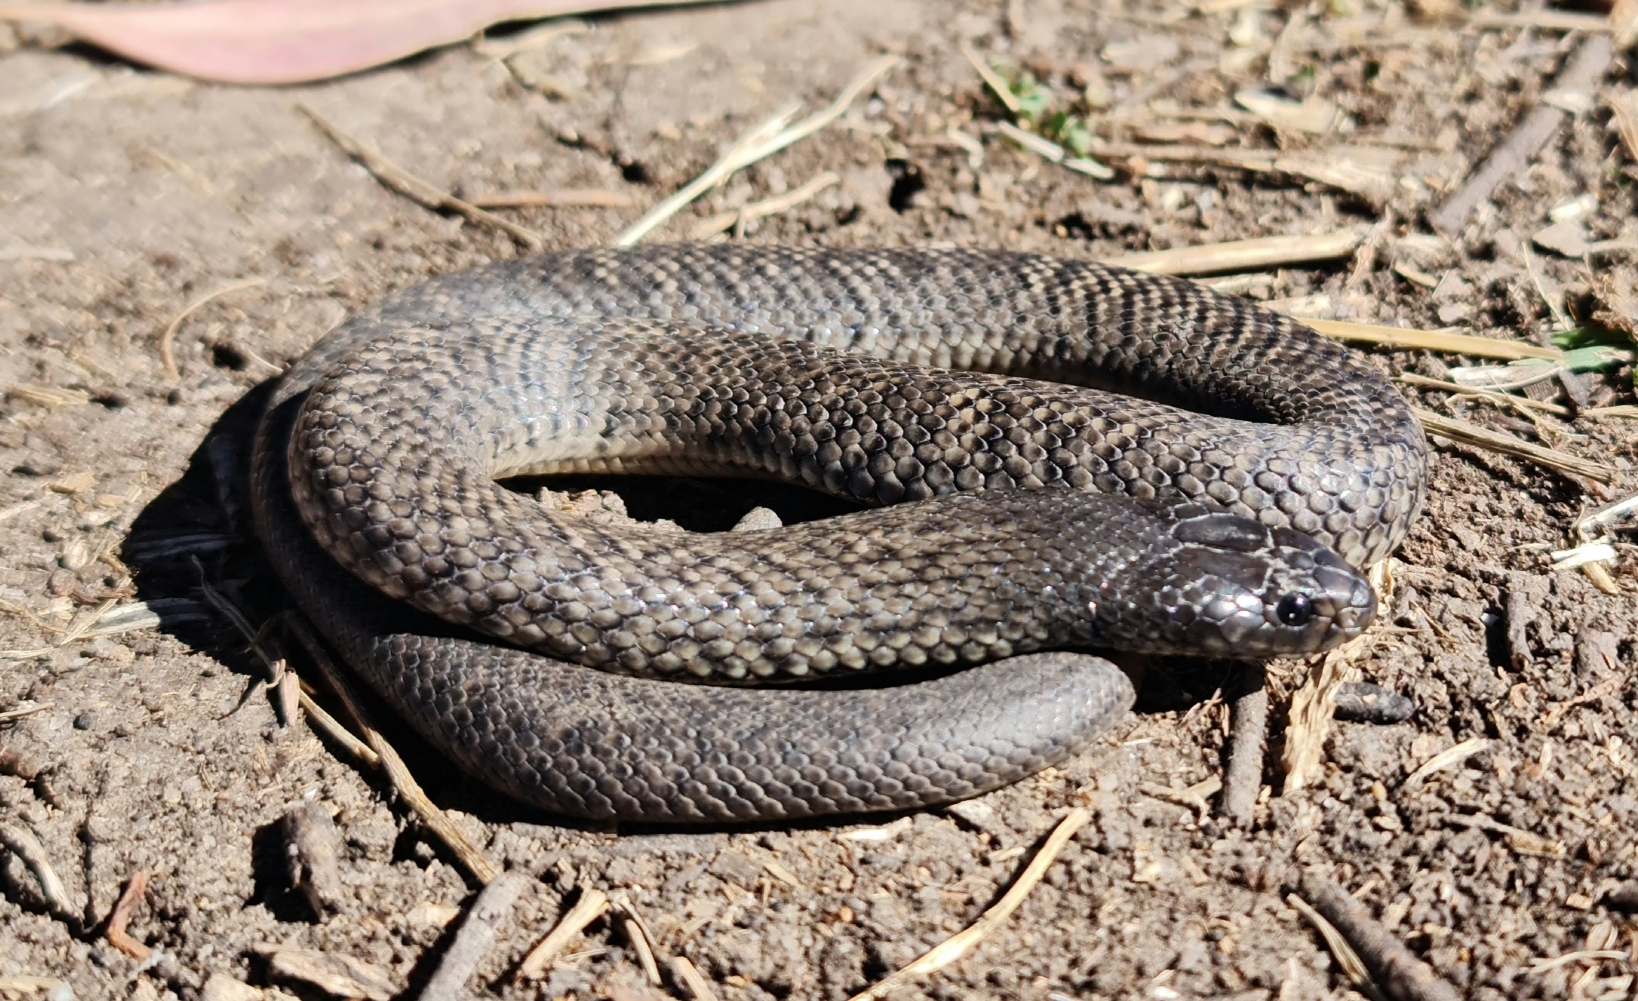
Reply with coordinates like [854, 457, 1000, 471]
[1, 2, 1636, 1000]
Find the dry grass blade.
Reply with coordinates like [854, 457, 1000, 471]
[1103, 231, 1362, 276]
[672, 956, 721, 1001]
[614, 895, 663, 985]
[297, 687, 379, 767]
[157, 277, 267, 380]
[689, 170, 840, 240]
[1306, 319, 1563, 362]
[1282, 634, 1370, 793]
[1413, 408, 1616, 484]
[517, 888, 610, 979]
[615, 54, 898, 246]
[0, 702, 51, 724]
[1404, 737, 1491, 786]
[0, 977, 70, 995]
[0, 822, 72, 920]
[8, 384, 91, 408]
[299, 104, 543, 251]
[1467, 10, 1610, 31]
[993, 121, 1114, 179]
[1287, 892, 1390, 1001]
[959, 41, 1018, 114]
[465, 188, 634, 209]
[1397, 373, 1569, 416]
[1444, 814, 1565, 856]
[845, 808, 1089, 1001]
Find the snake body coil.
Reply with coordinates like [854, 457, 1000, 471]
[252, 246, 1426, 822]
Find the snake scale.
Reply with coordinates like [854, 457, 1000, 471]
[250, 245, 1427, 822]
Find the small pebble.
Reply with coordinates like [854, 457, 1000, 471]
[72, 712, 93, 730]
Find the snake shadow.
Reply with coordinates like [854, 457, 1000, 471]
[122, 380, 1256, 844]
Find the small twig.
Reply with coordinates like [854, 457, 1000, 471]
[0, 822, 73, 921]
[689, 170, 840, 240]
[1526, 949, 1630, 973]
[1103, 230, 1363, 276]
[1414, 408, 1617, 485]
[517, 888, 610, 980]
[0, 702, 52, 724]
[671, 956, 721, 1001]
[299, 104, 544, 251]
[992, 121, 1114, 179]
[959, 41, 1019, 114]
[155, 277, 267, 381]
[414, 871, 532, 1001]
[1220, 663, 1268, 827]
[1296, 870, 1461, 1001]
[192, 557, 280, 679]
[297, 688, 379, 767]
[614, 896, 663, 986]
[105, 871, 151, 959]
[1141, 776, 1222, 814]
[1397, 373, 1570, 417]
[845, 808, 1089, 1001]
[1467, 10, 1611, 32]
[1429, 36, 1614, 236]
[464, 189, 633, 209]
[283, 801, 345, 920]
[615, 54, 898, 246]
[284, 616, 500, 885]
[1443, 814, 1566, 857]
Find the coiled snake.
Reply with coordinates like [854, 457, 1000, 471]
[250, 246, 1426, 822]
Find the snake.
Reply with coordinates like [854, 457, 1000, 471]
[250, 245, 1427, 823]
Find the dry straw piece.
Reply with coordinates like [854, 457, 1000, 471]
[845, 808, 1089, 1001]
[1102, 230, 1363, 276]
[517, 888, 611, 980]
[616, 55, 898, 246]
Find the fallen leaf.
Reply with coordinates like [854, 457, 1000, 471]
[0, 0, 709, 85]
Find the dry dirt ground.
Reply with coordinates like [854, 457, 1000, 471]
[2, 1, 1637, 999]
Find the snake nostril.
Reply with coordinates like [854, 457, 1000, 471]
[1275, 592, 1314, 627]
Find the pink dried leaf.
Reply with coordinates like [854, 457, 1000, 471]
[0, 0, 705, 85]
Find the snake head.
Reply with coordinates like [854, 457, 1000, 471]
[1092, 507, 1375, 657]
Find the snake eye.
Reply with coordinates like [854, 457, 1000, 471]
[1275, 592, 1314, 627]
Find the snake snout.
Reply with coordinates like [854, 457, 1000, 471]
[1258, 528, 1376, 653]
[1107, 511, 1376, 658]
